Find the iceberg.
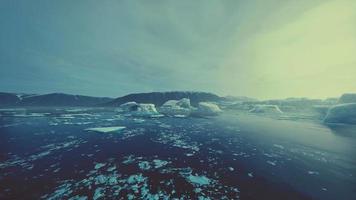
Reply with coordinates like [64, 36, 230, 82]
[119, 102, 139, 112]
[324, 103, 356, 124]
[338, 93, 356, 104]
[159, 98, 193, 116]
[192, 102, 222, 116]
[249, 105, 283, 114]
[132, 103, 159, 116]
[118, 102, 159, 117]
[85, 126, 126, 133]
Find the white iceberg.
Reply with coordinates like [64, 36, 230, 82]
[132, 103, 159, 117]
[324, 103, 356, 124]
[159, 98, 193, 116]
[118, 102, 139, 112]
[85, 126, 126, 133]
[249, 105, 283, 114]
[192, 102, 222, 116]
[118, 102, 159, 117]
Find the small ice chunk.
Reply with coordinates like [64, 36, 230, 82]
[138, 161, 151, 170]
[107, 166, 116, 172]
[152, 159, 169, 169]
[187, 174, 211, 186]
[93, 187, 105, 200]
[95, 175, 107, 185]
[308, 171, 319, 175]
[122, 155, 136, 164]
[273, 144, 284, 149]
[248, 172, 253, 178]
[53, 168, 60, 173]
[133, 118, 145, 123]
[174, 114, 187, 118]
[127, 174, 146, 184]
[267, 161, 277, 166]
[85, 126, 126, 133]
[68, 195, 88, 200]
[228, 167, 234, 171]
[94, 163, 106, 170]
[198, 196, 211, 200]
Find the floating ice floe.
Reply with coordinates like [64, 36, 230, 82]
[122, 155, 137, 164]
[249, 105, 283, 114]
[308, 171, 319, 175]
[267, 160, 277, 166]
[85, 126, 126, 133]
[324, 103, 356, 124]
[138, 161, 151, 170]
[94, 163, 106, 170]
[68, 195, 88, 200]
[152, 159, 169, 169]
[93, 187, 105, 200]
[174, 114, 187, 118]
[137, 159, 169, 171]
[187, 174, 211, 186]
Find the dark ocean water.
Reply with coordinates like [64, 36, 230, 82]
[0, 108, 355, 200]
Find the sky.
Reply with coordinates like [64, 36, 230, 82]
[0, 0, 355, 99]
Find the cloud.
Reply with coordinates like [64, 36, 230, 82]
[218, 0, 356, 99]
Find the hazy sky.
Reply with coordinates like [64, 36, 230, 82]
[0, 0, 355, 99]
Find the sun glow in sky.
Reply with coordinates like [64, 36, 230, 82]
[0, 0, 355, 99]
[219, 0, 356, 99]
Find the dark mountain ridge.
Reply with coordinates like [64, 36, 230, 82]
[0, 92, 113, 107]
